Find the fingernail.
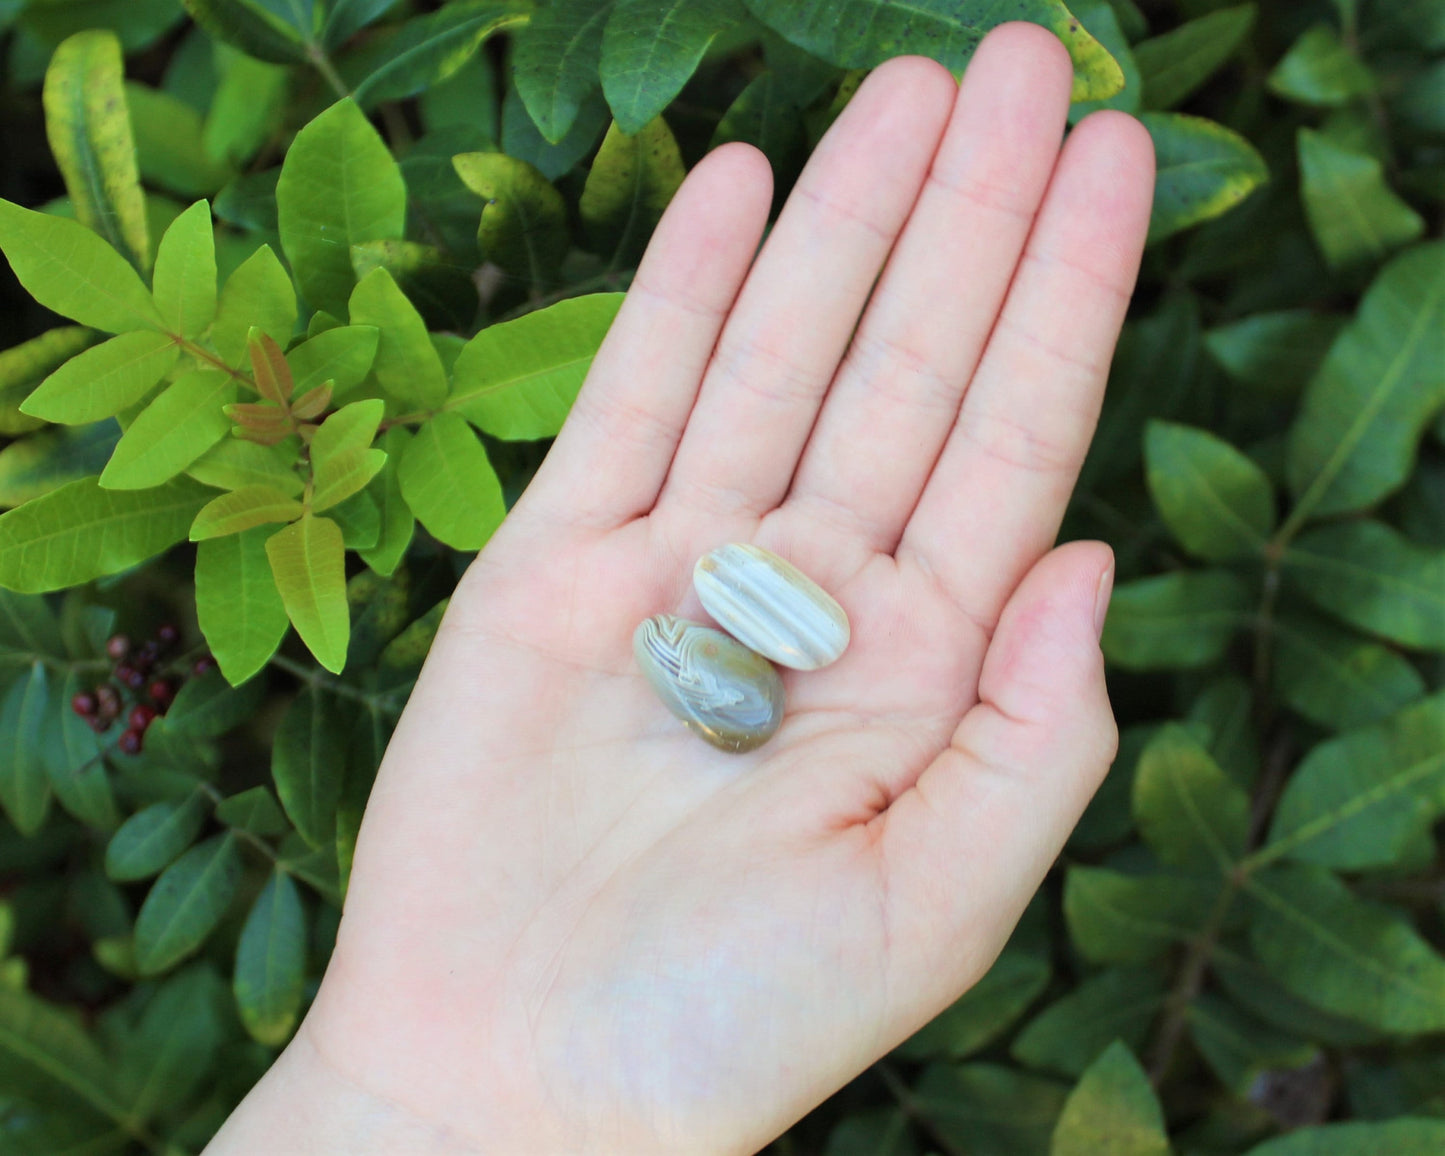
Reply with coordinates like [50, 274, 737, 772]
[1093, 563, 1114, 641]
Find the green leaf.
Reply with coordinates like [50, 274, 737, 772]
[104, 794, 210, 883]
[897, 948, 1050, 1061]
[360, 426, 414, 577]
[503, 80, 612, 180]
[1188, 675, 1260, 790]
[202, 54, 289, 169]
[1272, 610, 1426, 732]
[272, 687, 347, 849]
[0, 663, 50, 835]
[1067, 3, 1140, 121]
[453, 151, 568, 288]
[310, 399, 385, 465]
[133, 833, 243, 976]
[1064, 867, 1224, 964]
[151, 201, 217, 341]
[1134, 4, 1256, 110]
[1144, 420, 1274, 561]
[1243, 1120, 1445, 1156]
[265, 514, 349, 673]
[188, 437, 303, 496]
[100, 369, 235, 490]
[1268, 24, 1375, 107]
[43, 31, 151, 272]
[350, 238, 479, 331]
[162, 666, 267, 736]
[42, 670, 119, 831]
[1213, 946, 1381, 1048]
[514, 0, 612, 143]
[600, 0, 743, 134]
[116, 963, 228, 1121]
[377, 597, 447, 689]
[1247, 863, 1445, 1034]
[1204, 310, 1346, 395]
[215, 786, 290, 837]
[276, 100, 407, 319]
[125, 82, 234, 198]
[190, 484, 304, 540]
[1186, 995, 1319, 1100]
[212, 244, 297, 367]
[1013, 968, 1169, 1079]
[1133, 724, 1249, 872]
[20, 330, 178, 425]
[1261, 691, 1445, 871]
[1285, 243, 1445, 520]
[349, 1, 526, 109]
[1142, 113, 1268, 245]
[233, 868, 306, 1046]
[0, 589, 65, 661]
[346, 268, 447, 409]
[180, 0, 310, 64]
[324, 0, 397, 49]
[913, 1062, 1069, 1155]
[448, 293, 624, 439]
[1298, 129, 1424, 271]
[285, 325, 379, 401]
[0, 984, 124, 1123]
[741, 0, 1124, 103]
[398, 412, 506, 551]
[826, 1108, 917, 1156]
[579, 118, 685, 268]
[1101, 570, 1253, 671]
[1284, 520, 1445, 651]
[0, 327, 95, 436]
[0, 423, 121, 510]
[0, 475, 212, 593]
[0, 198, 163, 334]
[1049, 1041, 1169, 1156]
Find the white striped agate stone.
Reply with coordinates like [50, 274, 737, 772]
[693, 543, 850, 671]
[633, 614, 785, 753]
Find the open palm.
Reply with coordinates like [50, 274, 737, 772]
[208, 24, 1154, 1156]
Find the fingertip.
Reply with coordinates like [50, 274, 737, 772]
[977, 21, 1075, 90]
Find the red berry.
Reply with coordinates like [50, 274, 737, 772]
[128, 704, 157, 732]
[95, 685, 121, 718]
[147, 679, 175, 710]
[117, 665, 146, 691]
[71, 692, 97, 717]
[88, 715, 112, 733]
[105, 634, 130, 661]
[192, 655, 216, 677]
[117, 728, 143, 755]
[156, 623, 179, 648]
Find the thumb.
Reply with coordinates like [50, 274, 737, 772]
[880, 540, 1118, 1011]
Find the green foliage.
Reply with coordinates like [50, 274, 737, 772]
[0, 3, 1442, 1153]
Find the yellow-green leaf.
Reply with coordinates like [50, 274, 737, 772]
[454, 151, 568, 288]
[1298, 129, 1424, 271]
[187, 437, 303, 496]
[20, 330, 178, 425]
[310, 399, 385, 465]
[1049, 1041, 1169, 1156]
[398, 412, 505, 550]
[151, 201, 218, 340]
[265, 514, 349, 673]
[196, 527, 290, 685]
[346, 268, 448, 409]
[42, 31, 150, 272]
[100, 369, 236, 490]
[579, 118, 684, 268]
[212, 244, 296, 367]
[190, 484, 304, 540]
[312, 447, 387, 513]
[1143, 113, 1268, 245]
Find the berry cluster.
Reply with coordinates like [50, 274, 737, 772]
[70, 625, 211, 754]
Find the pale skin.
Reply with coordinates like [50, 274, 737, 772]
[205, 24, 1155, 1155]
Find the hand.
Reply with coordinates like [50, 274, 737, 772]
[206, 23, 1154, 1155]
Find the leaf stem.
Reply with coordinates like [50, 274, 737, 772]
[267, 652, 407, 715]
[308, 47, 351, 102]
[876, 1062, 967, 1156]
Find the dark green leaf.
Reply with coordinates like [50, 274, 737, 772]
[125, 82, 234, 198]
[180, 0, 310, 63]
[115, 963, 228, 1121]
[1101, 570, 1253, 671]
[42, 670, 118, 831]
[600, 0, 743, 134]
[741, 0, 1124, 102]
[579, 118, 685, 268]
[0, 984, 124, 1121]
[276, 100, 407, 319]
[1284, 520, 1445, 651]
[0, 663, 50, 835]
[897, 948, 1050, 1061]
[349, 2, 525, 109]
[1048, 1040, 1168, 1156]
[1064, 866, 1224, 964]
[43, 30, 150, 272]
[1133, 723, 1249, 871]
[447, 293, 624, 439]
[513, 0, 612, 142]
[1298, 130, 1424, 271]
[233, 868, 306, 1045]
[272, 687, 347, 850]
[133, 833, 243, 976]
[825, 1108, 917, 1156]
[453, 151, 568, 289]
[324, 0, 398, 49]
[1134, 4, 1256, 110]
[1285, 243, 1445, 520]
[0, 327, 95, 436]
[502, 81, 613, 180]
[1013, 967, 1168, 1079]
[1205, 310, 1346, 395]
[1143, 113, 1268, 244]
[913, 1062, 1069, 1154]
[214, 786, 290, 837]
[0, 590, 65, 662]
[1186, 994, 1319, 1099]
[0, 422, 122, 509]
[1144, 420, 1275, 560]
[1246, 863, 1445, 1034]
[163, 667, 268, 737]
[350, 239, 478, 331]
[1244, 1120, 1445, 1156]
[105, 794, 210, 882]
[1268, 24, 1375, 107]
[1273, 610, 1426, 731]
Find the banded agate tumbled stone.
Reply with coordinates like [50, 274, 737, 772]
[633, 614, 784, 753]
[694, 543, 850, 670]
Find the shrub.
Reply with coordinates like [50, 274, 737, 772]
[0, 1, 1443, 1153]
